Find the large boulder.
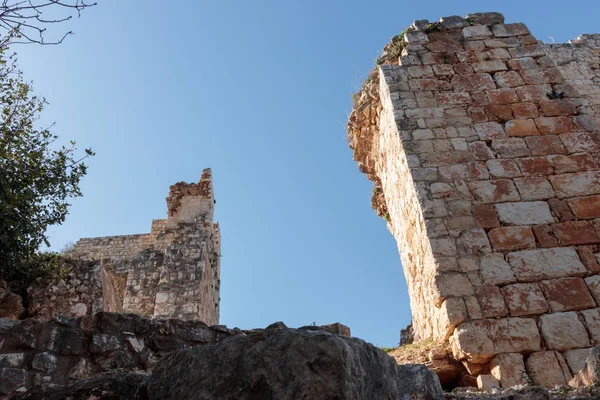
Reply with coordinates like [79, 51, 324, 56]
[148, 327, 444, 400]
[14, 372, 148, 399]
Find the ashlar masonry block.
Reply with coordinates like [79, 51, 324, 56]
[347, 11, 600, 388]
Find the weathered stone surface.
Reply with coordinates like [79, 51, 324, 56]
[563, 348, 591, 375]
[507, 247, 586, 282]
[488, 226, 536, 251]
[580, 308, 600, 342]
[14, 372, 148, 400]
[570, 345, 600, 387]
[540, 312, 590, 351]
[477, 374, 500, 390]
[501, 283, 548, 317]
[539, 277, 596, 312]
[495, 201, 554, 225]
[525, 351, 571, 388]
[149, 328, 444, 400]
[490, 353, 527, 388]
[452, 318, 540, 363]
[480, 254, 516, 286]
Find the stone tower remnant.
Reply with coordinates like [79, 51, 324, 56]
[64, 168, 221, 325]
[348, 12, 600, 387]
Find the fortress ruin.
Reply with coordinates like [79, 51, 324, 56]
[348, 12, 600, 387]
[32, 169, 221, 326]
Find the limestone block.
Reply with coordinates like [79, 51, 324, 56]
[463, 25, 493, 40]
[457, 228, 491, 256]
[581, 308, 600, 342]
[476, 286, 508, 318]
[501, 283, 548, 317]
[539, 277, 596, 312]
[437, 297, 468, 339]
[507, 247, 587, 282]
[490, 353, 526, 388]
[467, 179, 520, 203]
[486, 160, 522, 179]
[585, 275, 600, 303]
[477, 374, 500, 390]
[495, 202, 554, 226]
[539, 312, 590, 351]
[480, 254, 516, 286]
[466, 12, 505, 25]
[567, 195, 600, 220]
[488, 226, 536, 251]
[434, 273, 474, 306]
[452, 318, 541, 363]
[513, 177, 555, 201]
[525, 351, 571, 388]
[548, 171, 600, 199]
[563, 348, 591, 375]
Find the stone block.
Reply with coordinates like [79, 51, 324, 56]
[452, 317, 541, 363]
[578, 247, 600, 274]
[535, 116, 576, 134]
[487, 88, 519, 104]
[484, 104, 513, 122]
[486, 159, 522, 178]
[476, 286, 508, 318]
[511, 102, 539, 119]
[490, 353, 527, 388]
[525, 351, 571, 387]
[539, 277, 596, 312]
[516, 157, 554, 176]
[552, 221, 600, 245]
[491, 138, 531, 158]
[586, 275, 600, 304]
[438, 297, 468, 339]
[451, 74, 496, 91]
[493, 23, 530, 38]
[532, 225, 559, 248]
[539, 99, 578, 117]
[548, 171, 600, 199]
[501, 283, 548, 317]
[540, 312, 590, 351]
[507, 247, 586, 282]
[467, 141, 496, 160]
[515, 84, 553, 102]
[475, 122, 506, 141]
[493, 71, 525, 88]
[525, 136, 565, 156]
[434, 273, 474, 306]
[547, 198, 575, 221]
[560, 133, 600, 154]
[468, 180, 520, 203]
[480, 254, 517, 286]
[505, 119, 539, 137]
[457, 228, 491, 256]
[567, 195, 600, 220]
[488, 226, 536, 251]
[495, 201, 554, 226]
[514, 177, 554, 201]
[463, 25, 493, 39]
[466, 12, 505, 25]
[581, 308, 600, 342]
[477, 374, 500, 390]
[563, 348, 591, 375]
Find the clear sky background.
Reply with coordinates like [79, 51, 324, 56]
[13, 0, 600, 347]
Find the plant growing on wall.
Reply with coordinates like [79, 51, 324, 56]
[0, 46, 94, 286]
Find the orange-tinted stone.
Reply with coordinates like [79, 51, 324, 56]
[535, 116, 576, 134]
[547, 153, 598, 174]
[516, 157, 554, 176]
[567, 195, 600, 219]
[525, 136, 566, 156]
[547, 198, 575, 222]
[552, 221, 600, 245]
[473, 204, 501, 230]
[489, 226, 536, 251]
[539, 277, 596, 312]
[511, 102, 539, 119]
[539, 99, 577, 117]
[505, 119, 540, 137]
[532, 225, 559, 248]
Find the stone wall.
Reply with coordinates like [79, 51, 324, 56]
[40, 168, 221, 326]
[0, 312, 237, 397]
[348, 12, 600, 387]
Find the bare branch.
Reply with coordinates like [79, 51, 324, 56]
[0, 0, 95, 45]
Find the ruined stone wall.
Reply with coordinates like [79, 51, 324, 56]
[45, 169, 221, 326]
[348, 12, 600, 388]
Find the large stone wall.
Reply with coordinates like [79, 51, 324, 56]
[40, 169, 222, 326]
[348, 12, 600, 387]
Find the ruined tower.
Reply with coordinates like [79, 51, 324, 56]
[68, 169, 221, 325]
[348, 12, 600, 387]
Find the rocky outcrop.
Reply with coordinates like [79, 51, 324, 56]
[148, 327, 444, 400]
[570, 345, 600, 387]
[14, 372, 148, 400]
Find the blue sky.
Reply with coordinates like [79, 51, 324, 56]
[13, 1, 600, 346]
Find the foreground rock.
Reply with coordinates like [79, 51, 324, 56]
[14, 372, 148, 400]
[570, 345, 600, 387]
[0, 282, 24, 320]
[149, 327, 444, 400]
